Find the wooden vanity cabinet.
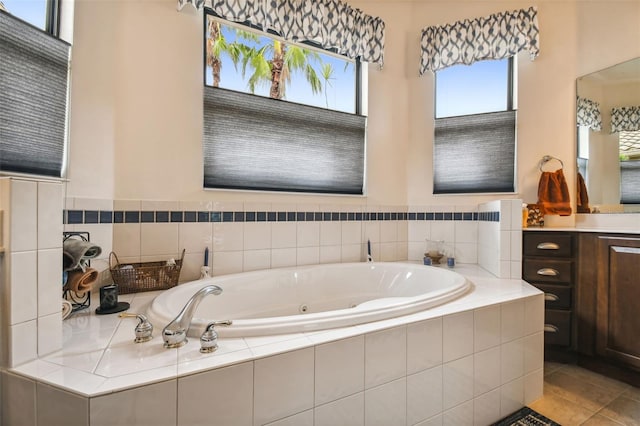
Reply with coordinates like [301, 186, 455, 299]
[522, 231, 577, 349]
[595, 236, 640, 370]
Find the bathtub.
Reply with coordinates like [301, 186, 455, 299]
[146, 262, 472, 338]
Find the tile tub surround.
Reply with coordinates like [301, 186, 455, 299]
[65, 197, 505, 283]
[5, 265, 544, 426]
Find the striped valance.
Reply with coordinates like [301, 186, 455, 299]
[420, 7, 539, 74]
[611, 106, 640, 133]
[577, 97, 602, 132]
[178, 0, 385, 66]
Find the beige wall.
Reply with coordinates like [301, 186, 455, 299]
[66, 0, 640, 213]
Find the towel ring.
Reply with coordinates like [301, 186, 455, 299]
[539, 155, 564, 172]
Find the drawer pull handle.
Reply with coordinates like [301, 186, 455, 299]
[544, 293, 559, 302]
[544, 324, 559, 333]
[537, 268, 559, 276]
[537, 242, 560, 250]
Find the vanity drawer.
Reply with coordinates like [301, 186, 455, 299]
[544, 309, 572, 346]
[523, 259, 573, 284]
[533, 284, 572, 309]
[523, 233, 574, 258]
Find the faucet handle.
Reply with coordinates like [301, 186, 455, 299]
[200, 320, 233, 353]
[119, 313, 154, 343]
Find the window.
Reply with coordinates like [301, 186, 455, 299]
[202, 13, 366, 194]
[433, 57, 516, 194]
[0, 1, 69, 178]
[1, 0, 59, 35]
[619, 130, 640, 204]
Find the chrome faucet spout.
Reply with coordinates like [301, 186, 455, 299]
[162, 284, 223, 348]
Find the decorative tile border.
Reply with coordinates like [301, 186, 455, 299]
[64, 210, 500, 224]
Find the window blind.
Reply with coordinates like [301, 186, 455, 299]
[203, 87, 366, 194]
[433, 110, 516, 194]
[620, 160, 640, 204]
[0, 11, 70, 177]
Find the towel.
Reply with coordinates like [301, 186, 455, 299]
[65, 267, 99, 295]
[62, 300, 73, 319]
[537, 169, 572, 216]
[63, 239, 102, 271]
[577, 172, 590, 213]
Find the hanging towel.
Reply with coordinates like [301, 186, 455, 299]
[63, 239, 102, 271]
[537, 169, 572, 216]
[65, 268, 99, 295]
[576, 172, 590, 213]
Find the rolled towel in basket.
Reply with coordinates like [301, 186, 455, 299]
[65, 268, 99, 295]
[63, 239, 102, 271]
[62, 300, 73, 319]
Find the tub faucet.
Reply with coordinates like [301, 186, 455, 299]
[162, 284, 223, 348]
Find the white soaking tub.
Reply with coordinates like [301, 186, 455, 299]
[146, 262, 472, 338]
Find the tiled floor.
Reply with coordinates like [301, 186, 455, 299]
[528, 362, 640, 425]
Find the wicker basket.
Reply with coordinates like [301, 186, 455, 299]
[109, 249, 185, 294]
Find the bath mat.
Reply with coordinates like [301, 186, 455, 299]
[492, 407, 560, 426]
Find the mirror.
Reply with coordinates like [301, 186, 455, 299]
[576, 57, 640, 213]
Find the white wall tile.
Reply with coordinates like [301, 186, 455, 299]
[443, 355, 473, 410]
[524, 294, 544, 336]
[266, 410, 313, 426]
[341, 222, 361, 245]
[10, 250, 38, 324]
[500, 377, 524, 417]
[453, 242, 477, 264]
[408, 241, 425, 261]
[501, 300, 525, 343]
[524, 332, 544, 374]
[213, 222, 244, 252]
[272, 222, 297, 249]
[510, 230, 522, 261]
[510, 199, 524, 231]
[341, 244, 361, 263]
[10, 179, 37, 252]
[474, 305, 501, 352]
[212, 251, 243, 276]
[37, 182, 63, 250]
[499, 200, 512, 230]
[254, 348, 314, 426]
[396, 242, 408, 260]
[141, 223, 179, 257]
[364, 221, 380, 243]
[430, 222, 454, 245]
[473, 346, 500, 397]
[454, 222, 477, 244]
[178, 222, 212, 254]
[407, 220, 428, 243]
[38, 312, 63, 356]
[243, 249, 271, 272]
[501, 338, 524, 384]
[178, 362, 253, 426]
[320, 245, 342, 264]
[320, 222, 341, 246]
[365, 326, 406, 388]
[364, 378, 406, 426]
[443, 311, 473, 362]
[90, 380, 177, 426]
[244, 222, 272, 250]
[524, 369, 544, 405]
[38, 248, 63, 317]
[9, 320, 37, 367]
[112, 223, 140, 258]
[500, 230, 511, 261]
[1, 372, 36, 426]
[510, 261, 522, 279]
[473, 388, 502, 426]
[296, 247, 319, 266]
[380, 222, 397, 243]
[397, 221, 408, 242]
[407, 366, 443, 425]
[271, 248, 296, 269]
[37, 382, 89, 426]
[297, 223, 319, 247]
[407, 318, 442, 374]
[442, 400, 473, 426]
[315, 336, 364, 406]
[379, 242, 397, 261]
[314, 392, 364, 426]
